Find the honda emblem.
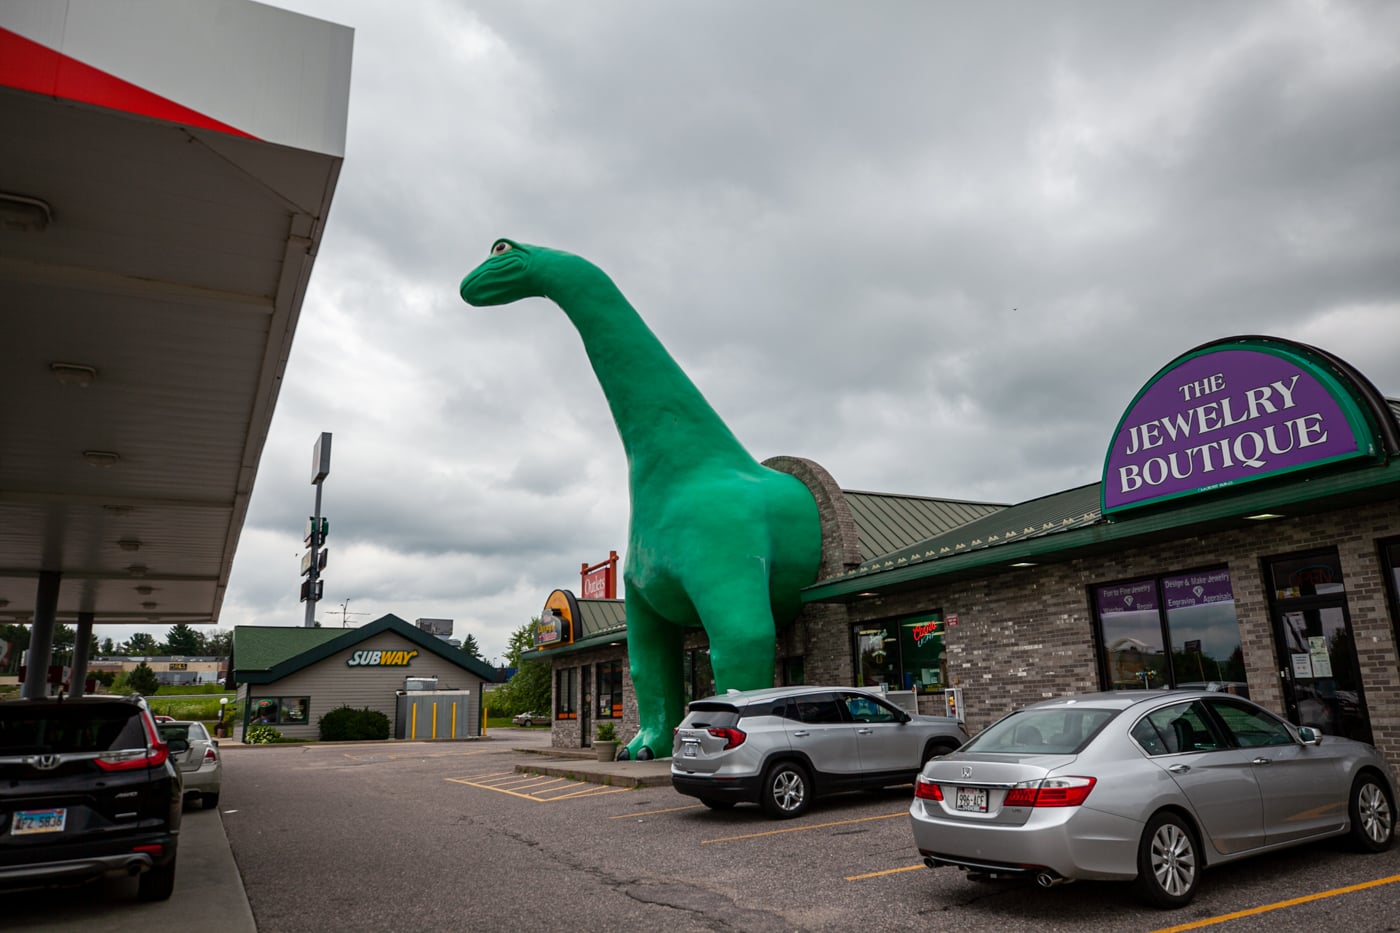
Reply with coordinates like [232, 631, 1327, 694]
[32, 754, 61, 770]
[960, 765, 973, 779]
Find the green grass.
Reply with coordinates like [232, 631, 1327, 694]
[147, 695, 239, 722]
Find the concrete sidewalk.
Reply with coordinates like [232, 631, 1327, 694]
[512, 745, 674, 787]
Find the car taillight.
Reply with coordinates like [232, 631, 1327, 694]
[1003, 776, 1096, 808]
[914, 777, 944, 801]
[706, 727, 746, 750]
[96, 711, 170, 772]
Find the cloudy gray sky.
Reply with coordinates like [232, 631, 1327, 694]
[122, 1, 1400, 662]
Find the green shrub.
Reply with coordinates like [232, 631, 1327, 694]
[318, 705, 391, 741]
[595, 722, 617, 742]
[244, 724, 283, 744]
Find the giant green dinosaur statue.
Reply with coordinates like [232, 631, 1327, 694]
[460, 239, 822, 760]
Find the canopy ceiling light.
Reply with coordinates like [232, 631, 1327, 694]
[50, 362, 97, 387]
[0, 192, 51, 232]
[118, 539, 142, 552]
[127, 564, 148, 578]
[82, 450, 121, 468]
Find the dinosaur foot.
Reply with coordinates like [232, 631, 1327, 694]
[620, 733, 669, 761]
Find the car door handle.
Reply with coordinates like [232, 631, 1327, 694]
[792, 730, 810, 737]
[857, 728, 873, 735]
[1168, 764, 1191, 774]
[1252, 757, 1271, 765]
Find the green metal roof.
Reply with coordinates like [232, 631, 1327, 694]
[804, 453, 1400, 602]
[843, 491, 1007, 562]
[233, 614, 498, 684]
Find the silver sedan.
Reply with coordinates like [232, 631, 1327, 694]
[909, 690, 1396, 907]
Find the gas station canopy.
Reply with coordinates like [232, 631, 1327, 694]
[0, 0, 352, 628]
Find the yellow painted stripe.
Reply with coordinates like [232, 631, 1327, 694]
[609, 804, 705, 819]
[846, 863, 927, 881]
[1150, 872, 1400, 933]
[702, 811, 905, 844]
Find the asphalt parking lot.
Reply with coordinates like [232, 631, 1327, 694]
[6, 731, 1400, 932]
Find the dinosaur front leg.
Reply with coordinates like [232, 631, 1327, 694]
[619, 598, 684, 761]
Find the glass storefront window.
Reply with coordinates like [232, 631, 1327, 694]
[1269, 550, 1346, 599]
[1162, 570, 1245, 690]
[684, 648, 713, 705]
[555, 667, 577, 720]
[1095, 579, 1169, 690]
[596, 660, 622, 719]
[1093, 569, 1245, 693]
[852, 613, 945, 694]
[251, 696, 309, 726]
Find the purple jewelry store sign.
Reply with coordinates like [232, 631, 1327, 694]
[1103, 348, 1364, 513]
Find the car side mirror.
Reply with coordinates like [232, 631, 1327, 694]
[166, 737, 190, 753]
[1296, 726, 1323, 746]
[896, 710, 911, 723]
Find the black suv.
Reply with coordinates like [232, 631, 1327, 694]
[0, 695, 184, 900]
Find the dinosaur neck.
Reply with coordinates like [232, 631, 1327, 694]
[544, 255, 758, 475]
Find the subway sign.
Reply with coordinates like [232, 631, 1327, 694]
[1101, 338, 1382, 514]
[346, 649, 418, 668]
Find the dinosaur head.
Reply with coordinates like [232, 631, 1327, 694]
[459, 238, 546, 306]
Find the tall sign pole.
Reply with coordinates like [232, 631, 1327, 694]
[302, 432, 332, 627]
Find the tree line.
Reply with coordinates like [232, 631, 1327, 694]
[0, 622, 234, 672]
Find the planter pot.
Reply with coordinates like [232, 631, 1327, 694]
[595, 740, 618, 761]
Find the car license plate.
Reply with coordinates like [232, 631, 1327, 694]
[683, 742, 698, 758]
[955, 788, 988, 813]
[13, 808, 67, 835]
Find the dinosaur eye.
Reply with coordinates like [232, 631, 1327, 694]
[491, 240, 513, 255]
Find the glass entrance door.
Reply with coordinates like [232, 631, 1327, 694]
[1267, 549, 1372, 745]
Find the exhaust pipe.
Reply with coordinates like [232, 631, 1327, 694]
[923, 856, 938, 870]
[1036, 871, 1066, 888]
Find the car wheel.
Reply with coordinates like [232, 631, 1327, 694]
[1349, 773, 1395, 853]
[137, 854, 177, 902]
[760, 761, 810, 819]
[921, 741, 958, 767]
[699, 797, 735, 810]
[202, 791, 221, 810]
[1134, 811, 1199, 908]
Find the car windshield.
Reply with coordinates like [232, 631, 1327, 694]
[961, 707, 1118, 755]
[0, 704, 146, 754]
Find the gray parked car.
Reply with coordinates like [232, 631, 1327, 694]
[672, 685, 968, 819]
[910, 690, 1396, 907]
[156, 720, 222, 809]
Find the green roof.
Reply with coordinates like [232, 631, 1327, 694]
[233, 614, 498, 684]
[844, 490, 1007, 562]
[805, 454, 1400, 602]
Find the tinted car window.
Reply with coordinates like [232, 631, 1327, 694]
[0, 705, 144, 754]
[796, 694, 844, 724]
[842, 694, 899, 723]
[681, 704, 740, 729]
[1207, 698, 1293, 747]
[1132, 701, 1220, 756]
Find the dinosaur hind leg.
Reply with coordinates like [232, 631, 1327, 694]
[692, 562, 779, 694]
[619, 598, 684, 761]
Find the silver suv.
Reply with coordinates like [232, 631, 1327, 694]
[672, 686, 968, 819]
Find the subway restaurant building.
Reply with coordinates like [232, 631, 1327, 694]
[528, 336, 1400, 770]
[231, 614, 497, 741]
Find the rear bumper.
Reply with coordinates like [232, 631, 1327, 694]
[908, 799, 1142, 881]
[0, 832, 177, 888]
[671, 772, 763, 804]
